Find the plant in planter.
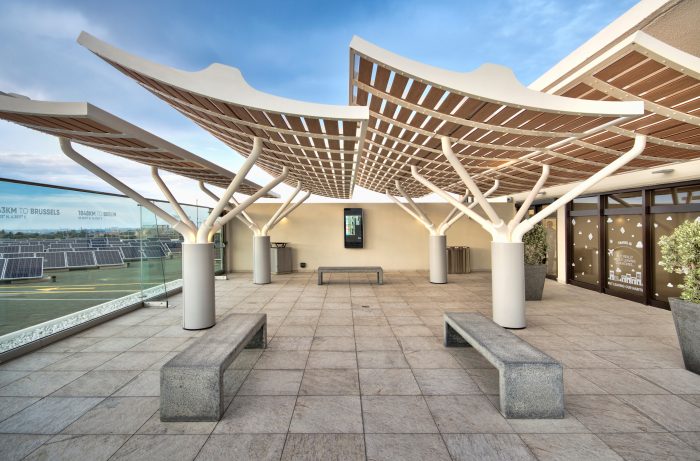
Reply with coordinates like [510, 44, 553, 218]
[523, 223, 548, 301]
[659, 219, 700, 374]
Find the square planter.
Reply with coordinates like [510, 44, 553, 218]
[669, 297, 700, 374]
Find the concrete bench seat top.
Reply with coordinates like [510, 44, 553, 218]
[444, 312, 563, 419]
[165, 313, 266, 370]
[317, 266, 383, 272]
[444, 312, 558, 366]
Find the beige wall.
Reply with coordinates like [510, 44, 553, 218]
[225, 202, 514, 273]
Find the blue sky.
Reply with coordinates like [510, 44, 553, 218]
[0, 0, 638, 204]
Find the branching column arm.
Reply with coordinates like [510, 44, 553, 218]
[198, 181, 258, 231]
[152, 167, 197, 233]
[260, 182, 302, 236]
[59, 137, 195, 242]
[512, 133, 647, 241]
[386, 180, 436, 235]
[507, 165, 549, 234]
[208, 167, 289, 240]
[196, 137, 263, 243]
[269, 191, 310, 229]
[438, 180, 499, 235]
[411, 166, 498, 238]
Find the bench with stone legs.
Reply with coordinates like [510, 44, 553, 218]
[160, 313, 266, 422]
[317, 266, 383, 285]
[444, 312, 564, 419]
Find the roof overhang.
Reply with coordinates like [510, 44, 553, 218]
[78, 32, 370, 199]
[349, 36, 645, 197]
[0, 94, 272, 196]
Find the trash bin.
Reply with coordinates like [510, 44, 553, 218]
[270, 242, 292, 274]
[447, 246, 470, 274]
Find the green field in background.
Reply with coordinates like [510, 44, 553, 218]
[0, 257, 184, 336]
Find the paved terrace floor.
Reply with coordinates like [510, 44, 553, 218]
[1, 272, 699, 460]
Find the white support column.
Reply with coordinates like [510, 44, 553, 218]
[412, 134, 646, 328]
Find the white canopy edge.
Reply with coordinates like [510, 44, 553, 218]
[0, 94, 272, 196]
[78, 31, 369, 122]
[349, 36, 644, 118]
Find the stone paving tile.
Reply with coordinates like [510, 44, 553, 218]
[24, 434, 129, 461]
[617, 394, 700, 431]
[359, 368, 421, 396]
[630, 368, 700, 394]
[62, 397, 159, 435]
[443, 434, 536, 461]
[95, 351, 169, 371]
[366, 433, 451, 461]
[520, 433, 623, 461]
[0, 434, 51, 461]
[0, 397, 40, 423]
[195, 434, 286, 461]
[674, 431, 700, 451]
[355, 336, 401, 351]
[128, 337, 190, 352]
[581, 368, 668, 394]
[425, 395, 513, 433]
[0, 352, 71, 371]
[310, 336, 356, 351]
[404, 350, 461, 369]
[52, 370, 140, 397]
[362, 396, 438, 433]
[267, 336, 313, 351]
[357, 351, 408, 368]
[0, 371, 85, 397]
[281, 433, 365, 461]
[254, 351, 309, 370]
[213, 396, 295, 433]
[598, 432, 700, 461]
[45, 352, 119, 371]
[0, 371, 30, 388]
[113, 370, 160, 397]
[82, 337, 145, 353]
[412, 368, 482, 395]
[0, 397, 103, 434]
[299, 369, 360, 396]
[136, 412, 216, 435]
[289, 396, 363, 433]
[109, 434, 208, 461]
[238, 369, 303, 396]
[306, 351, 357, 369]
[566, 395, 665, 433]
[563, 369, 607, 394]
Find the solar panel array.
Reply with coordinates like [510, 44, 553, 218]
[2, 257, 43, 280]
[0, 237, 183, 280]
[94, 250, 124, 266]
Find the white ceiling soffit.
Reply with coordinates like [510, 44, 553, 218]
[78, 32, 370, 199]
[349, 36, 645, 197]
[0, 94, 269, 196]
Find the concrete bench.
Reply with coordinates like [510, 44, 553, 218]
[444, 312, 563, 419]
[160, 313, 266, 422]
[317, 266, 383, 285]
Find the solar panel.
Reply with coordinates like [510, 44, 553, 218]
[42, 252, 67, 269]
[49, 243, 71, 249]
[66, 251, 97, 268]
[142, 246, 166, 259]
[162, 241, 182, 254]
[119, 246, 142, 260]
[0, 245, 20, 253]
[0, 258, 5, 278]
[4, 253, 36, 258]
[2, 257, 43, 280]
[21, 245, 43, 253]
[94, 250, 124, 266]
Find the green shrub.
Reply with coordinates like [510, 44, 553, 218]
[523, 224, 548, 265]
[659, 219, 700, 304]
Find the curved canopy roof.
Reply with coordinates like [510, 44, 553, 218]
[78, 32, 369, 199]
[0, 94, 267, 196]
[349, 36, 646, 197]
[541, 31, 700, 171]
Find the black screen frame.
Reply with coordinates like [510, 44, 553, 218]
[344, 208, 364, 249]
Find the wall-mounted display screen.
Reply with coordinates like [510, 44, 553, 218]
[344, 208, 363, 248]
